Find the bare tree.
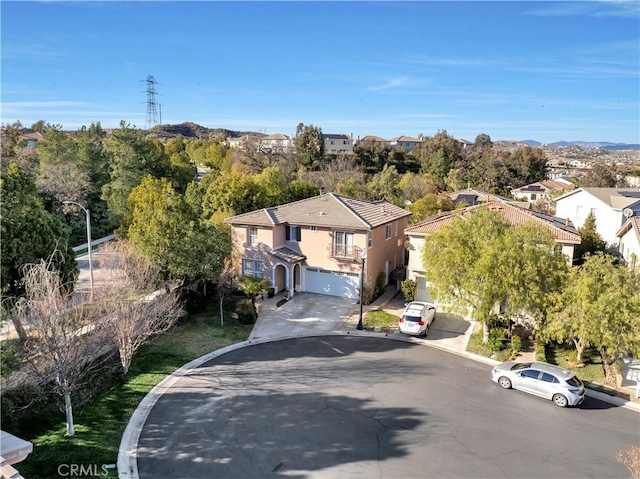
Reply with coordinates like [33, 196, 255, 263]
[96, 241, 183, 375]
[14, 251, 113, 436]
[216, 257, 239, 326]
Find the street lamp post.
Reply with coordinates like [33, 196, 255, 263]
[62, 201, 93, 298]
[357, 250, 366, 331]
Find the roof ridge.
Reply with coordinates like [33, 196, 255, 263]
[330, 193, 372, 228]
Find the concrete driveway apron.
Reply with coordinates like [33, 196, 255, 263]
[250, 293, 357, 341]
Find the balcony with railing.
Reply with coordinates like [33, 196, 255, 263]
[330, 243, 363, 261]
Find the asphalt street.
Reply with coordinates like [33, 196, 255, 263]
[136, 336, 639, 479]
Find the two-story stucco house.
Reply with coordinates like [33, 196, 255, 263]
[225, 193, 411, 300]
[511, 179, 575, 204]
[554, 187, 640, 247]
[405, 201, 581, 302]
[323, 134, 354, 155]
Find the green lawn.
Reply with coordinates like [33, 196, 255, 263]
[365, 309, 399, 329]
[3, 308, 251, 479]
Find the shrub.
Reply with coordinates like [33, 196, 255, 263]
[234, 299, 257, 325]
[401, 279, 416, 303]
[0, 340, 22, 377]
[535, 341, 547, 362]
[487, 328, 508, 352]
[509, 335, 522, 360]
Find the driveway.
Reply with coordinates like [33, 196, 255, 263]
[250, 292, 357, 341]
[134, 336, 639, 479]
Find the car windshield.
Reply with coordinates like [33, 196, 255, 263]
[511, 363, 532, 371]
[566, 376, 582, 387]
[403, 315, 421, 322]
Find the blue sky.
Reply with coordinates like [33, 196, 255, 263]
[2, 1, 639, 143]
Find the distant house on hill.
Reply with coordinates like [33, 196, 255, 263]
[323, 134, 354, 155]
[388, 135, 422, 152]
[258, 133, 295, 153]
[511, 179, 575, 204]
[21, 132, 43, 150]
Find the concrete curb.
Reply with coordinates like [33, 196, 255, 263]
[118, 331, 639, 478]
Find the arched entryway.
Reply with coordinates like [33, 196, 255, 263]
[274, 263, 288, 294]
[293, 264, 301, 292]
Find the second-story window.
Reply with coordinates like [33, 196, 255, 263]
[286, 225, 302, 242]
[367, 231, 372, 248]
[248, 226, 258, 245]
[386, 224, 392, 239]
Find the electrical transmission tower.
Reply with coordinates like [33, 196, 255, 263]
[141, 75, 161, 129]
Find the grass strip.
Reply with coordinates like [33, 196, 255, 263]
[4, 311, 251, 479]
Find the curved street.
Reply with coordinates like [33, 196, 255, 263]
[135, 336, 638, 479]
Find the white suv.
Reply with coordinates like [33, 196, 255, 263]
[398, 301, 436, 337]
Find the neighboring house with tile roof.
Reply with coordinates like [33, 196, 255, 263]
[388, 135, 423, 152]
[323, 134, 354, 155]
[617, 216, 640, 270]
[225, 193, 411, 299]
[21, 131, 43, 150]
[448, 188, 529, 209]
[258, 133, 295, 153]
[511, 179, 576, 204]
[404, 201, 581, 302]
[555, 187, 640, 247]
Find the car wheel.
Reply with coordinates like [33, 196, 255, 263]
[553, 394, 568, 407]
[422, 327, 428, 337]
[498, 376, 512, 389]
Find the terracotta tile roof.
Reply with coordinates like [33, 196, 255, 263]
[405, 201, 581, 244]
[225, 193, 411, 229]
[360, 135, 388, 142]
[270, 246, 307, 263]
[449, 188, 529, 208]
[390, 135, 422, 142]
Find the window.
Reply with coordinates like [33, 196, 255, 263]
[334, 231, 354, 257]
[385, 224, 392, 239]
[310, 226, 317, 232]
[367, 231, 372, 248]
[394, 221, 398, 237]
[248, 227, 258, 245]
[521, 370, 540, 379]
[286, 225, 301, 242]
[242, 259, 263, 278]
[541, 373, 559, 383]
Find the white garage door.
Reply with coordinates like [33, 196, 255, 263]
[305, 267, 359, 299]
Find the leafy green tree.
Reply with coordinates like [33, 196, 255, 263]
[74, 122, 110, 197]
[406, 193, 454, 224]
[126, 176, 230, 287]
[102, 122, 171, 228]
[413, 130, 462, 190]
[398, 172, 437, 203]
[574, 212, 607, 262]
[36, 127, 77, 168]
[542, 253, 640, 380]
[421, 208, 567, 342]
[366, 164, 403, 206]
[580, 163, 619, 187]
[1, 162, 77, 299]
[204, 141, 233, 173]
[199, 171, 263, 218]
[353, 139, 389, 174]
[294, 123, 324, 168]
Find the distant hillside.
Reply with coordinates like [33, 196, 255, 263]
[146, 122, 263, 142]
[521, 139, 640, 150]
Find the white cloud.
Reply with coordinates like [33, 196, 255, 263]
[368, 76, 410, 92]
